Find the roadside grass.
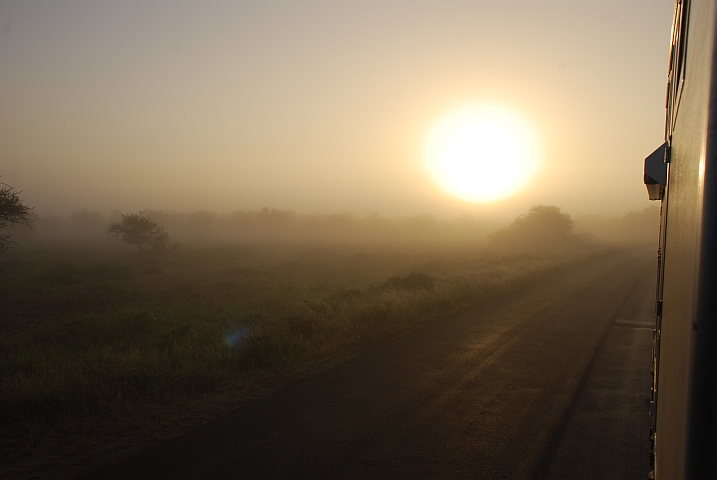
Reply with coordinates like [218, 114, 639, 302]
[0, 241, 605, 472]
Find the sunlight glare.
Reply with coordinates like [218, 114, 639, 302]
[427, 106, 538, 202]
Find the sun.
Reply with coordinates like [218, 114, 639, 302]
[427, 106, 538, 202]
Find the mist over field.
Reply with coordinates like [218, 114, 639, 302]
[0, 1, 671, 478]
[6, 204, 659, 250]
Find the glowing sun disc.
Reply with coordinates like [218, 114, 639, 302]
[427, 106, 538, 202]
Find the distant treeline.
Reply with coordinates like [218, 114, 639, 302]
[7, 205, 660, 249]
[10, 208, 499, 246]
[487, 205, 661, 253]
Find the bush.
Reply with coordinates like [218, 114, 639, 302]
[107, 211, 169, 251]
[0, 182, 33, 253]
[489, 205, 580, 253]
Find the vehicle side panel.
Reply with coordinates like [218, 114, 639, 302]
[656, 1, 716, 478]
[686, 4, 717, 476]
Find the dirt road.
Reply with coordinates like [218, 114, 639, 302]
[85, 248, 655, 479]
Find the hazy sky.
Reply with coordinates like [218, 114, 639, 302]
[0, 1, 674, 218]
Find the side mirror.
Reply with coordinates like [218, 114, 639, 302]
[644, 143, 668, 200]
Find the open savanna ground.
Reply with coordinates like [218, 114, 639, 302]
[0, 240, 608, 478]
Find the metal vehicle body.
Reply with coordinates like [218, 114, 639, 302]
[646, 0, 717, 478]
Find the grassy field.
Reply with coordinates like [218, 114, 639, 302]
[0, 240, 604, 477]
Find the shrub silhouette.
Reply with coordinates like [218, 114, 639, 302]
[107, 211, 169, 251]
[489, 205, 579, 253]
[0, 181, 33, 252]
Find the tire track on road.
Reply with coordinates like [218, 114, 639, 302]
[530, 262, 653, 480]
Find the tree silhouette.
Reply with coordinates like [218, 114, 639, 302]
[0, 182, 33, 253]
[107, 211, 169, 251]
